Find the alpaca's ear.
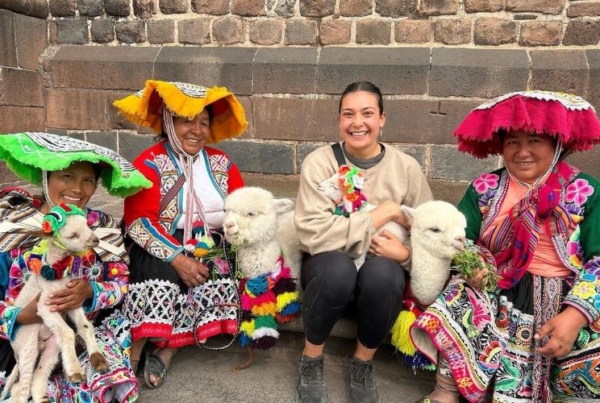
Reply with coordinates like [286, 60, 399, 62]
[273, 198, 295, 214]
[400, 205, 416, 226]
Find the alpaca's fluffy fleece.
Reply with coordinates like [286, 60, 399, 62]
[223, 187, 301, 281]
[2, 213, 107, 403]
[401, 201, 467, 306]
[319, 174, 467, 306]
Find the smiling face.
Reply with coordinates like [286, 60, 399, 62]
[339, 91, 386, 159]
[502, 129, 556, 184]
[44, 161, 98, 213]
[173, 109, 211, 155]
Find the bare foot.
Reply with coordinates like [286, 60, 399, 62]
[424, 389, 460, 403]
[148, 347, 178, 387]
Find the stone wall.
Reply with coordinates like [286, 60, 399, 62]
[1, 4, 600, 202]
[2, 0, 600, 47]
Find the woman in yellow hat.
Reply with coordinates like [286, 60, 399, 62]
[114, 81, 248, 389]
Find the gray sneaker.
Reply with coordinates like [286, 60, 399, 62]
[296, 355, 329, 403]
[350, 357, 378, 403]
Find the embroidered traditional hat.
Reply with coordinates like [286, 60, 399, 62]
[112, 80, 248, 143]
[0, 132, 151, 198]
[453, 90, 600, 158]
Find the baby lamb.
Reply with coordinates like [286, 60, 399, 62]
[223, 187, 302, 369]
[319, 174, 467, 306]
[2, 204, 109, 403]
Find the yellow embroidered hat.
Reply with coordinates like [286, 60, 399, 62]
[113, 80, 248, 143]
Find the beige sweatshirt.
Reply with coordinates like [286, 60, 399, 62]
[294, 142, 433, 259]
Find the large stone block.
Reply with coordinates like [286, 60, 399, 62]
[563, 20, 600, 46]
[159, 0, 188, 14]
[50, 19, 89, 45]
[148, 19, 175, 44]
[376, 0, 417, 18]
[0, 0, 49, 18]
[0, 106, 45, 132]
[178, 18, 211, 45]
[383, 99, 480, 144]
[567, 1, 600, 17]
[250, 19, 283, 45]
[567, 147, 600, 180]
[391, 144, 427, 170]
[299, 0, 335, 17]
[243, 172, 301, 198]
[192, 0, 229, 14]
[587, 49, 600, 110]
[430, 48, 529, 97]
[253, 48, 318, 94]
[356, 19, 392, 45]
[275, 0, 295, 17]
[104, 0, 130, 16]
[320, 20, 352, 45]
[78, 0, 104, 16]
[212, 16, 245, 45]
[297, 142, 325, 168]
[519, 21, 563, 46]
[506, 0, 565, 14]
[118, 132, 156, 163]
[214, 140, 295, 174]
[429, 145, 499, 181]
[0, 161, 20, 185]
[115, 20, 147, 43]
[91, 19, 115, 43]
[46, 89, 109, 130]
[14, 14, 47, 71]
[395, 20, 431, 44]
[0, 11, 17, 68]
[428, 179, 469, 204]
[464, 0, 503, 13]
[154, 47, 257, 96]
[285, 19, 318, 45]
[232, 0, 266, 16]
[107, 91, 155, 134]
[418, 0, 459, 16]
[85, 131, 118, 151]
[433, 18, 472, 45]
[474, 17, 517, 46]
[317, 47, 429, 95]
[530, 50, 589, 96]
[237, 96, 254, 139]
[50, 46, 158, 90]
[133, 0, 155, 18]
[1, 69, 44, 107]
[340, 0, 372, 17]
[49, 0, 76, 16]
[252, 97, 339, 142]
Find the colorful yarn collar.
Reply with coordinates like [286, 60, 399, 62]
[238, 254, 301, 350]
[26, 240, 83, 281]
[334, 165, 368, 216]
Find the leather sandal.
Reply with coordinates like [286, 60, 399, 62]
[143, 351, 168, 389]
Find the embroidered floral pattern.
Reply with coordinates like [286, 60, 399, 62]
[566, 179, 594, 205]
[474, 173, 500, 194]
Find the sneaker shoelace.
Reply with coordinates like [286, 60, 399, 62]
[301, 360, 324, 383]
[352, 361, 374, 388]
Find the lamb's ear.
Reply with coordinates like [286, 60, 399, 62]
[273, 198, 295, 214]
[28, 229, 52, 240]
[400, 205, 416, 226]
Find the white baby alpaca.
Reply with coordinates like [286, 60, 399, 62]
[319, 174, 467, 306]
[222, 186, 301, 281]
[2, 210, 109, 403]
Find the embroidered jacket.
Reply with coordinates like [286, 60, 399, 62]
[457, 166, 600, 322]
[0, 209, 129, 341]
[123, 142, 244, 263]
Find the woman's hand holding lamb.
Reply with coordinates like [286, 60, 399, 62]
[171, 254, 209, 287]
[369, 230, 410, 264]
[369, 201, 410, 230]
[47, 279, 94, 313]
[535, 307, 588, 358]
[16, 293, 43, 325]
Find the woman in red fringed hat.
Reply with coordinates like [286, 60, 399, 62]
[411, 91, 600, 403]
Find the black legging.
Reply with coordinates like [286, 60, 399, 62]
[301, 251, 405, 349]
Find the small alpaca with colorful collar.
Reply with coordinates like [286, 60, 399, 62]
[223, 187, 302, 370]
[2, 204, 109, 403]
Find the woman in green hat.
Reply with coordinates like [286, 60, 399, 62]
[0, 131, 151, 402]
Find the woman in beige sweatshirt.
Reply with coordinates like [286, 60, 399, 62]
[294, 81, 433, 403]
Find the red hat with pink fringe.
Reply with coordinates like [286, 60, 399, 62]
[453, 90, 600, 158]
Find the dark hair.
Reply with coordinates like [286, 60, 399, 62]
[338, 81, 384, 114]
[47, 163, 102, 182]
[157, 104, 214, 141]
